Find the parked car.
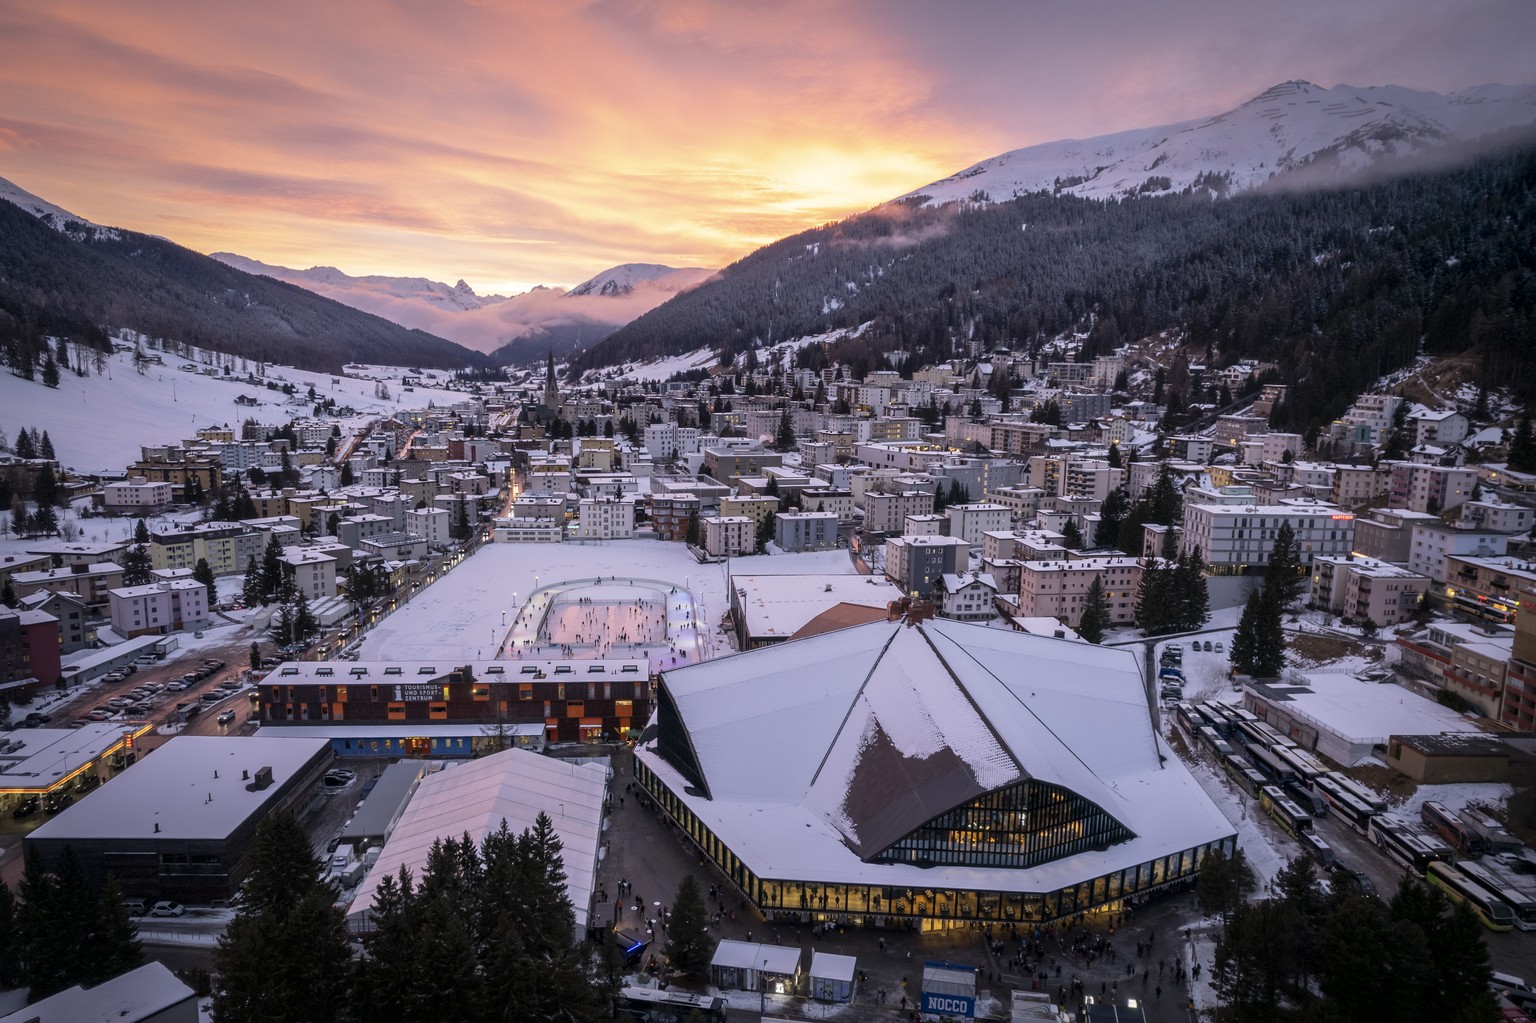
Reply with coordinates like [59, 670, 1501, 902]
[149, 901, 185, 917]
[44, 793, 73, 814]
[12, 796, 41, 818]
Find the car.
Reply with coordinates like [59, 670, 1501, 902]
[12, 796, 41, 818]
[217, 710, 236, 725]
[326, 768, 356, 782]
[108, 698, 133, 709]
[123, 664, 138, 675]
[193, 631, 204, 638]
[149, 901, 185, 917]
[164, 681, 187, 692]
[44, 793, 73, 814]
[104, 670, 127, 683]
[86, 709, 111, 721]
[1215, 642, 1224, 652]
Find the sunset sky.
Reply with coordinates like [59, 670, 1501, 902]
[0, 0, 1531, 293]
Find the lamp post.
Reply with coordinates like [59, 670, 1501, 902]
[761, 960, 768, 1015]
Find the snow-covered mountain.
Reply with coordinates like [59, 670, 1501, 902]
[210, 253, 711, 355]
[567, 262, 708, 297]
[905, 80, 1536, 206]
[0, 175, 118, 240]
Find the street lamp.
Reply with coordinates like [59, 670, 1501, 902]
[761, 960, 768, 1015]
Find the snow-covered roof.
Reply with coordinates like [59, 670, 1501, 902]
[0, 723, 150, 793]
[639, 618, 1232, 893]
[1248, 671, 1489, 749]
[28, 735, 329, 840]
[711, 939, 802, 974]
[731, 574, 903, 642]
[0, 961, 194, 1023]
[346, 748, 609, 931]
[726, 549, 857, 576]
[809, 951, 857, 982]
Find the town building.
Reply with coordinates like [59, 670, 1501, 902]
[150, 522, 263, 577]
[935, 572, 999, 621]
[257, 659, 651, 745]
[1180, 503, 1355, 574]
[1009, 557, 1143, 628]
[0, 961, 197, 1023]
[1407, 523, 1511, 584]
[24, 735, 332, 903]
[946, 503, 1011, 546]
[1388, 463, 1478, 514]
[108, 579, 209, 637]
[277, 547, 337, 600]
[728, 574, 903, 649]
[10, 562, 125, 610]
[0, 607, 62, 697]
[864, 491, 936, 534]
[703, 516, 754, 558]
[577, 497, 636, 540]
[102, 477, 176, 513]
[775, 511, 839, 552]
[883, 535, 969, 598]
[634, 617, 1236, 929]
[1308, 555, 1430, 626]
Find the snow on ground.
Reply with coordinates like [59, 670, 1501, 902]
[357, 540, 731, 662]
[608, 347, 717, 383]
[0, 343, 468, 475]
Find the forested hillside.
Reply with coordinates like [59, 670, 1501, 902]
[574, 138, 1536, 432]
[0, 199, 486, 374]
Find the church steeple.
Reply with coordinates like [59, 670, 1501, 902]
[543, 351, 559, 409]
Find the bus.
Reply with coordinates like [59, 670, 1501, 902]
[1209, 703, 1258, 726]
[1192, 704, 1231, 737]
[1260, 785, 1314, 839]
[1272, 746, 1328, 783]
[1421, 801, 1485, 857]
[1284, 780, 1328, 817]
[616, 986, 728, 1023]
[1321, 772, 1388, 814]
[1245, 745, 1299, 786]
[1174, 703, 1199, 734]
[1460, 807, 1523, 856]
[1458, 861, 1536, 932]
[1426, 861, 1516, 931]
[1223, 754, 1267, 796]
[1452, 593, 1515, 625]
[1369, 814, 1450, 875]
[1312, 775, 1379, 834]
[1298, 829, 1337, 871]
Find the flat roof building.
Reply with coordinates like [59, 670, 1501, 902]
[24, 735, 331, 903]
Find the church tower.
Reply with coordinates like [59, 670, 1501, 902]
[542, 351, 559, 410]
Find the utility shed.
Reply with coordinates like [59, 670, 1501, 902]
[809, 950, 857, 1002]
[709, 940, 802, 993]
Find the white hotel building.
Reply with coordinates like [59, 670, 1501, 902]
[1180, 502, 1356, 575]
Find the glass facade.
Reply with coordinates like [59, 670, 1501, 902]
[874, 780, 1133, 869]
[635, 755, 1235, 928]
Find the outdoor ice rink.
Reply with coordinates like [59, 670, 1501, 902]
[504, 579, 712, 670]
[356, 541, 730, 663]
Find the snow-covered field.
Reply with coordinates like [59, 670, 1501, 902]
[0, 343, 469, 475]
[356, 540, 730, 662]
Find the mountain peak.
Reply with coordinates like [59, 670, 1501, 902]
[903, 80, 1536, 206]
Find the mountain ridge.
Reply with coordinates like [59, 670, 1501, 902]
[209, 252, 712, 356]
[902, 80, 1536, 205]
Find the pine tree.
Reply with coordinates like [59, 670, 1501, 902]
[665, 875, 714, 985]
[1077, 576, 1108, 643]
[30, 504, 58, 537]
[192, 557, 216, 595]
[684, 509, 701, 547]
[1135, 559, 1169, 635]
[241, 556, 263, 608]
[1265, 521, 1303, 610]
[1, 578, 17, 608]
[1172, 550, 1211, 632]
[0, 877, 16, 989]
[294, 591, 316, 642]
[38, 431, 54, 460]
[1060, 518, 1084, 550]
[249, 641, 262, 670]
[774, 407, 796, 451]
[213, 813, 351, 1023]
[14, 429, 35, 460]
[1511, 414, 1536, 474]
[121, 520, 153, 585]
[1230, 587, 1262, 676]
[259, 533, 285, 604]
[32, 463, 58, 507]
[41, 353, 60, 388]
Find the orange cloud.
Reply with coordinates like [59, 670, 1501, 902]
[0, 0, 1529, 293]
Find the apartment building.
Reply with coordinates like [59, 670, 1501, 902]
[1309, 555, 1430, 626]
[703, 516, 754, 558]
[1180, 502, 1355, 574]
[577, 497, 636, 540]
[883, 535, 969, 598]
[1406, 524, 1510, 583]
[1388, 463, 1477, 514]
[1012, 557, 1143, 628]
[1350, 508, 1442, 564]
[102, 477, 175, 513]
[1457, 499, 1533, 535]
[108, 579, 209, 638]
[864, 490, 936, 534]
[938, 503, 1006, 546]
[150, 522, 263, 577]
[774, 511, 838, 552]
